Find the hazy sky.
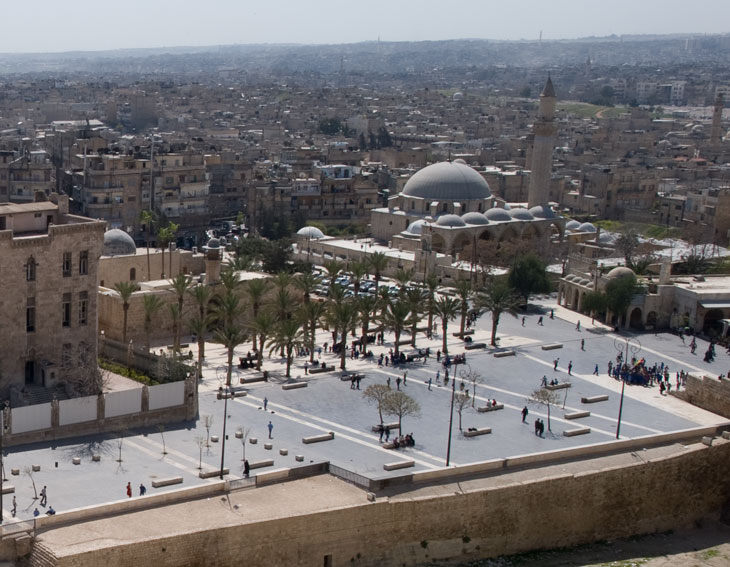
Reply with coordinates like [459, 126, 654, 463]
[6, 0, 730, 53]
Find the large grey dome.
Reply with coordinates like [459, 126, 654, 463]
[297, 226, 325, 239]
[402, 161, 491, 201]
[103, 229, 136, 256]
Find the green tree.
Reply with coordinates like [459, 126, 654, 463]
[142, 293, 164, 352]
[508, 254, 551, 306]
[188, 284, 213, 360]
[169, 274, 193, 351]
[300, 300, 326, 363]
[349, 260, 368, 296]
[249, 310, 277, 371]
[382, 390, 421, 432]
[157, 222, 179, 279]
[478, 280, 520, 347]
[605, 274, 641, 327]
[424, 272, 439, 338]
[357, 295, 378, 352]
[453, 278, 474, 336]
[529, 387, 562, 432]
[267, 317, 306, 378]
[393, 267, 414, 298]
[379, 299, 411, 358]
[318, 117, 342, 136]
[244, 278, 268, 349]
[581, 290, 607, 324]
[433, 295, 459, 355]
[404, 287, 427, 347]
[323, 259, 345, 283]
[367, 252, 389, 291]
[326, 298, 359, 371]
[294, 272, 320, 303]
[114, 281, 140, 344]
[213, 323, 248, 387]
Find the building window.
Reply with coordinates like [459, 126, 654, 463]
[78, 292, 88, 325]
[26, 256, 36, 281]
[130, 268, 136, 281]
[62, 293, 71, 327]
[62, 252, 72, 277]
[79, 251, 88, 275]
[26, 298, 35, 332]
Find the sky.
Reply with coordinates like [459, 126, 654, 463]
[5, 0, 730, 54]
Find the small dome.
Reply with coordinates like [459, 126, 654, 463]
[485, 208, 512, 222]
[565, 219, 581, 230]
[435, 214, 466, 227]
[598, 232, 615, 245]
[297, 226, 325, 239]
[529, 205, 556, 219]
[578, 222, 597, 233]
[606, 266, 635, 280]
[453, 92, 464, 101]
[402, 161, 491, 201]
[206, 238, 221, 249]
[461, 212, 489, 225]
[578, 278, 591, 286]
[564, 274, 577, 282]
[453, 158, 467, 165]
[509, 208, 534, 221]
[405, 220, 428, 235]
[102, 229, 136, 256]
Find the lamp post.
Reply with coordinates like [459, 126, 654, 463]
[445, 357, 466, 467]
[613, 336, 640, 439]
[219, 384, 229, 480]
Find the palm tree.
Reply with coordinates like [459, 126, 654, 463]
[157, 222, 179, 279]
[293, 272, 320, 303]
[477, 280, 520, 347]
[379, 299, 411, 358]
[433, 296, 459, 355]
[169, 274, 193, 351]
[188, 284, 212, 361]
[326, 299, 359, 371]
[424, 272, 439, 338]
[168, 303, 182, 354]
[300, 300, 326, 363]
[142, 293, 164, 352]
[227, 254, 255, 272]
[356, 294, 378, 353]
[394, 267, 414, 297]
[140, 209, 156, 281]
[267, 317, 307, 378]
[188, 315, 212, 379]
[214, 291, 244, 329]
[114, 281, 140, 344]
[349, 260, 368, 296]
[453, 278, 474, 336]
[213, 323, 248, 387]
[404, 287, 428, 347]
[367, 251, 389, 291]
[244, 278, 268, 349]
[323, 259, 344, 283]
[248, 310, 277, 370]
[272, 271, 293, 292]
[219, 267, 240, 294]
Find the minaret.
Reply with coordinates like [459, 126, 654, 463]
[527, 76, 557, 215]
[711, 92, 724, 145]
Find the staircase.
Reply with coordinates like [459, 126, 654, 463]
[18, 386, 69, 407]
[29, 541, 58, 567]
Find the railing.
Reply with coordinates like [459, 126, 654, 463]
[2, 519, 34, 538]
[328, 463, 372, 489]
[228, 477, 256, 491]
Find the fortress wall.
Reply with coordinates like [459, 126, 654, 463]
[675, 374, 730, 419]
[46, 439, 730, 567]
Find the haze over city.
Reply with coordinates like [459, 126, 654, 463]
[3, 0, 729, 53]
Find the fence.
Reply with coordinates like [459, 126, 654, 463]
[228, 477, 257, 491]
[328, 463, 372, 490]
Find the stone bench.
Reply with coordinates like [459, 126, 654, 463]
[541, 343, 563, 350]
[383, 460, 415, 471]
[464, 343, 486, 350]
[396, 339, 411, 346]
[493, 350, 516, 358]
[463, 427, 492, 437]
[546, 382, 571, 390]
[309, 365, 335, 374]
[92, 455, 101, 462]
[302, 432, 335, 444]
[151, 476, 184, 488]
[581, 395, 609, 404]
[477, 404, 504, 413]
[564, 411, 591, 420]
[452, 330, 475, 337]
[2, 485, 15, 495]
[282, 381, 308, 390]
[249, 459, 274, 470]
[10, 469, 19, 476]
[563, 427, 591, 437]
[199, 468, 229, 479]
[240, 375, 266, 384]
[340, 373, 365, 381]
[218, 390, 246, 399]
[371, 422, 400, 432]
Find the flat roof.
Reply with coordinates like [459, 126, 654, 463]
[0, 201, 57, 215]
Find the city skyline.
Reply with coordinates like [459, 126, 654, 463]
[3, 0, 730, 54]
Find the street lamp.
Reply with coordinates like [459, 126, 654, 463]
[445, 357, 467, 467]
[613, 336, 641, 439]
[219, 384, 229, 480]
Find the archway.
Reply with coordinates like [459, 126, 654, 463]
[431, 234, 447, 254]
[629, 307, 643, 330]
[646, 311, 657, 329]
[703, 308, 725, 336]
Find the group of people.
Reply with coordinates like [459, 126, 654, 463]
[533, 418, 546, 437]
[391, 433, 415, 449]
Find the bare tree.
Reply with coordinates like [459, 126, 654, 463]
[454, 391, 471, 431]
[23, 466, 38, 500]
[116, 429, 127, 462]
[202, 414, 214, 447]
[363, 384, 391, 425]
[64, 345, 111, 396]
[237, 426, 251, 461]
[461, 367, 483, 408]
[528, 388, 562, 432]
[195, 436, 205, 470]
[157, 424, 167, 455]
[382, 391, 421, 432]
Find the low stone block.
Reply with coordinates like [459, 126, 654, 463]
[151, 476, 184, 488]
[564, 411, 590, 420]
[295, 455, 304, 462]
[493, 350, 515, 358]
[722, 430, 730, 440]
[92, 455, 101, 462]
[477, 404, 504, 413]
[464, 343, 487, 350]
[452, 330, 475, 337]
[302, 432, 335, 444]
[541, 343, 563, 350]
[10, 468, 19, 476]
[581, 395, 609, 404]
[235, 431, 243, 439]
[249, 459, 274, 470]
[210, 435, 219, 443]
[198, 469, 229, 479]
[463, 427, 492, 437]
[279, 449, 288, 456]
[563, 427, 591, 437]
[282, 381, 308, 390]
[240, 375, 266, 384]
[72, 457, 81, 465]
[249, 438, 258, 444]
[31, 465, 40, 472]
[546, 382, 571, 390]
[702, 436, 714, 446]
[383, 460, 415, 471]
[2, 485, 14, 494]
[309, 366, 335, 374]
[264, 443, 273, 450]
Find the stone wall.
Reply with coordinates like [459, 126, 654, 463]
[674, 373, 730, 419]
[39, 438, 730, 567]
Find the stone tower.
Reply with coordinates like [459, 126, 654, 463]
[528, 76, 557, 214]
[711, 93, 724, 146]
[203, 238, 222, 286]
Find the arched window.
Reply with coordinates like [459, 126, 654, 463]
[130, 268, 136, 281]
[26, 256, 36, 281]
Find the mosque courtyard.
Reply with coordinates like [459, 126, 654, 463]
[0, 295, 726, 523]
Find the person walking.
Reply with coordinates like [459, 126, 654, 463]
[576, 320, 581, 331]
[11, 496, 16, 517]
[534, 418, 540, 435]
[568, 361, 573, 376]
[403, 371, 408, 386]
[436, 370, 440, 383]
[244, 459, 250, 478]
[594, 364, 599, 376]
[386, 377, 391, 388]
[139, 484, 147, 496]
[521, 406, 529, 423]
[581, 339, 585, 351]
[263, 397, 268, 411]
[521, 316, 526, 327]
[550, 309, 554, 319]
[40, 486, 47, 506]
[126, 482, 132, 498]
[537, 316, 543, 326]
[304, 362, 309, 375]
[379, 427, 384, 442]
[384, 426, 390, 442]
[267, 420, 274, 439]
[396, 377, 401, 390]
[427, 378, 432, 391]
[553, 358, 559, 371]
[541, 375, 548, 387]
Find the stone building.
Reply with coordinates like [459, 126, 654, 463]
[0, 196, 105, 397]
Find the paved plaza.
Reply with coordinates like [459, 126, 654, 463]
[1, 295, 727, 525]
